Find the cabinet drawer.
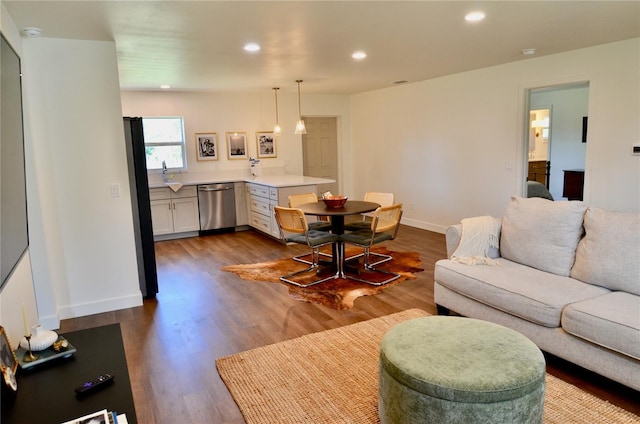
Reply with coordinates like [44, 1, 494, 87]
[249, 184, 270, 198]
[149, 187, 171, 200]
[250, 196, 270, 216]
[250, 212, 271, 233]
[171, 185, 197, 198]
[269, 187, 278, 201]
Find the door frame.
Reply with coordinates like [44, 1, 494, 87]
[520, 79, 591, 199]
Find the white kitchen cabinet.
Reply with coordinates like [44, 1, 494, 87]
[149, 186, 200, 237]
[172, 197, 200, 233]
[150, 199, 174, 235]
[234, 182, 249, 226]
[246, 182, 318, 238]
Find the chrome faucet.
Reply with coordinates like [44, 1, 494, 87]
[162, 160, 168, 181]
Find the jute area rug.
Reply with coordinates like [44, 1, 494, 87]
[221, 247, 424, 310]
[216, 309, 640, 424]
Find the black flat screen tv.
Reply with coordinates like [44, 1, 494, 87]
[0, 33, 29, 291]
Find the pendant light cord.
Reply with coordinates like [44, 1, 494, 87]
[273, 87, 280, 124]
[296, 80, 303, 118]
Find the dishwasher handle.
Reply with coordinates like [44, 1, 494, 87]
[198, 184, 234, 192]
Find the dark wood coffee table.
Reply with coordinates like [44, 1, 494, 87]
[1, 323, 137, 424]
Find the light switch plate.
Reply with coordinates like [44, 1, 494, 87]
[110, 183, 120, 197]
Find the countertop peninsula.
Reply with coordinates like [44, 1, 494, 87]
[148, 172, 335, 189]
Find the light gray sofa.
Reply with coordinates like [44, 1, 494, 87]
[434, 196, 640, 391]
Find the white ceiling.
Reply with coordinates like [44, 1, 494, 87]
[4, 1, 639, 95]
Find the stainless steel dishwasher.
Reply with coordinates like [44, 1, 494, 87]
[198, 183, 236, 231]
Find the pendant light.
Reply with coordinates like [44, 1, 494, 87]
[294, 80, 307, 135]
[272, 87, 282, 135]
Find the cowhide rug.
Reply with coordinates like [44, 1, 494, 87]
[221, 246, 424, 310]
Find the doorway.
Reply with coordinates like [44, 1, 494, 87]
[525, 83, 589, 200]
[527, 108, 551, 189]
[302, 117, 339, 194]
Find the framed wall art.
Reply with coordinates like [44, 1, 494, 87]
[195, 133, 218, 161]
[226, 132, 248, 160]
[0, 326, 18, 392]
[256, 131, 277, 158]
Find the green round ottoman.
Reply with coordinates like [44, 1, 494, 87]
[378, 316, 545, 424]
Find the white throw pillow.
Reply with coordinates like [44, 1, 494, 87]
[500, 196, 587, 276]
[571, 207, 640, 295]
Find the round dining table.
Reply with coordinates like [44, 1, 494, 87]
[297, 200, 380, 277]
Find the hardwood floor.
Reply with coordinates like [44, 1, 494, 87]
[60, 226, 640, 423]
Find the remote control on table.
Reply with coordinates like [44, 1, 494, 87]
[74, 373, 114, 395]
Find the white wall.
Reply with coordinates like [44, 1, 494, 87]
[21, 36, 142, 323]
[0, 3, 40, 348]
[120, 91, 351, 190]
[351, 38, 640, 231]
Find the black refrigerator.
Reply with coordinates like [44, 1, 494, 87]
[123, 117, 158, 298]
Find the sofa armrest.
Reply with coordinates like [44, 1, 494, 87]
[445, 217, 502, 259]
[445, 224, 462, 259]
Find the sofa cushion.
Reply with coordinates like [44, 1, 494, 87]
[500, 196, 587, 277]
[434, 258, 610, 328]
[562, 291, 640, 360]
[571, 207, 640, 296]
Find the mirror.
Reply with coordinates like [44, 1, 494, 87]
[529, 108, 550, 161]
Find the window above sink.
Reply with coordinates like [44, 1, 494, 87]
[143, 116, 187, 171]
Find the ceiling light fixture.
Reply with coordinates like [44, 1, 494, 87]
[243, 43, 261, 52]
[352, 51, 367, 60]
[272, 87, 281, 136]
[464, 11, 485, 22]
[522, 48, 537, 56]
[160, 85, 171, 89]
[294, 80, 307, 135]
[22, 27, 43, 37]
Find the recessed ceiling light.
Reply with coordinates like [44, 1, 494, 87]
[522, 48, 537, 56]
[243, 43, 261, 53]
[464, 12, 486, 22]
[160, 85, 171, 89]
[22, 27, 43, 37]
[352, 51, 367, 60]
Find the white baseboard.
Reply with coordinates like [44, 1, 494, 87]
[57, 292, 143, 320]
[400, 217, 447, 234]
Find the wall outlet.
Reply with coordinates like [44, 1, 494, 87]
[110, 183, 120, 197]
[505, 162, 513, 171]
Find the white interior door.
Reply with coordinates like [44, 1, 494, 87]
[302, 117, 339, 195]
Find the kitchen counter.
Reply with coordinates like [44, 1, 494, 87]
[148, 173, 334, 189]
[147, 171, 335, 240]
